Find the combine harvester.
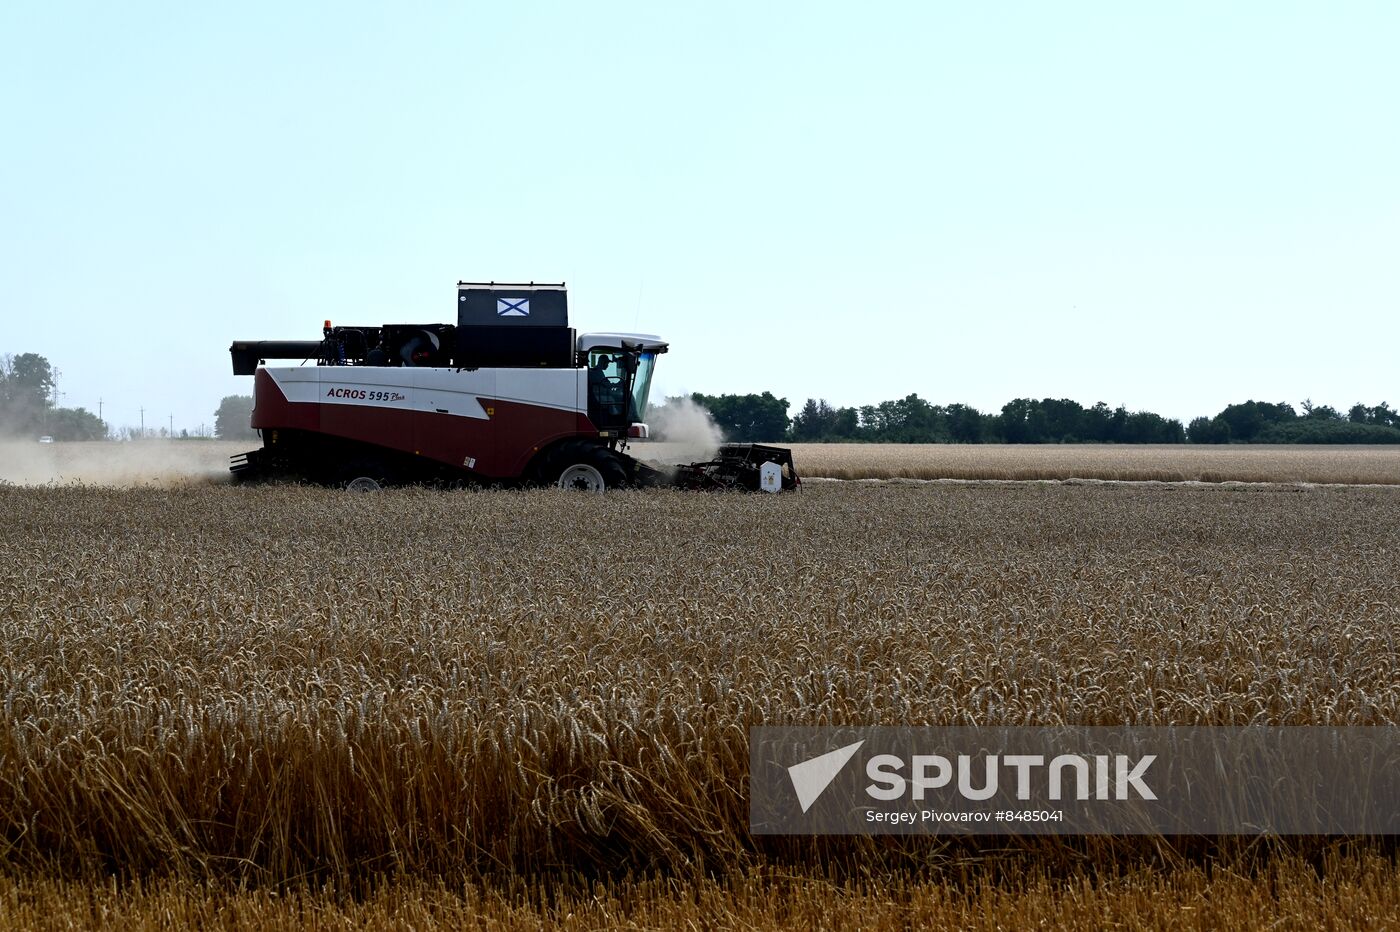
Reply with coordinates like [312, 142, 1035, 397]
[229, 282, 798, 492]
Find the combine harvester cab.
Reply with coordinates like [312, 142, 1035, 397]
[228, 282, 797, 492]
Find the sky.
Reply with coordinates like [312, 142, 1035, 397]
[2, 1, 1396, 434]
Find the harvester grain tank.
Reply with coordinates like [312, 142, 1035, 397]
[228, 282, 798, 491]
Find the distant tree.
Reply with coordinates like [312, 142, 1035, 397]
[1106, 405, 1130, 442]
[1306, 404, 1342, 421]
[1038, 398, 1087, 442]
[1256, 420, 1400, 444]
[0, 353, 57, 436]
[1121, 411, 1185, 443]
[1347, 401, 1398, 428]
[0, 352, 118, 440]
[214, 395, 257, 440]
[945, 403, 985, 443]
[830, 406, 861, 439]
[857, 404, 877, 435]
[1217, 400, 1296, 442]
[790, 398, 820, 440]
[854, 394, 934, 442]
[791, 398, 865, 442]
[691, 392, 789, 442]
[907, 395, 944, 441]
[45, 407, 107, 441]
[1187, 416, 1232, 444]
[998, 398, 1034, 443]
[2, 353, 56, 406]
[791, 398, 840, 441]
[989, 398, 1093, 443]
[689, 390, 1399, 445]
[1081, 402, 1112, 442]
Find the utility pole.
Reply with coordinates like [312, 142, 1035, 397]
[47, 369, 62, 437]
[140, 407, 145, 439]
[44, 387, 64, 438]
[169, 413, 173, 438]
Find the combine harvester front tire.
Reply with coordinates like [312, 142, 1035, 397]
[538, 440, 630, 492]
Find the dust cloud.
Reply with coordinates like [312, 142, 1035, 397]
[0, 441, 247, 487]
[636, 398, 725, 465]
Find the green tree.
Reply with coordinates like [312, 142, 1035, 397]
[1082, 402, 1114, 442]
[1217, 400, 1296, 441]
[1349, 402, 1398, 428]
[998, 398, 1034, 442]
[830, 406, 861, 439]
[1038, 398, 1087, 442]
[1255, 420, 1400, 444]
[944, 403, 985, 442]
[2, 353, 56, 405]
[690, 392, 789, 442]
[855, 394, 946, 443]
[1187, 416, 1232, 444]
[45, 407, 107, 441]
[791, 398, 840, 441]
[0, 353, 58, 436]
[214, 395, 257, 440]
[1306, 404, 1343, 421]
[894, 394, 940, 442]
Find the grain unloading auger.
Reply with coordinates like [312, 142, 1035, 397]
[228, 282, 799, 492]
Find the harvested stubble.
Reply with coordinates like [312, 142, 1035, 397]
[781, 442, 1400, 484]
[0, 483, 1397, 920]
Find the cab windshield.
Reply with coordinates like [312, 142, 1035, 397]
[630, 351, 657, 421]
[587, 348, 657, 427]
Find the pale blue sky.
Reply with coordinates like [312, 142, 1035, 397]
[2, 2, 1396, 434]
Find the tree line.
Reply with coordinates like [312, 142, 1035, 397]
[1, 352, 258, 441]
[0, 354, 105, 441]
[682, 393, 1400, 445]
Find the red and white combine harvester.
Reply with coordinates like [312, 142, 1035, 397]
[229, 282, 798, 492]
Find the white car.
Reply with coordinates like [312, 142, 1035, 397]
[38, 436, 53, 444]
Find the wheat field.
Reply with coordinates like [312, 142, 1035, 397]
[778, 442, 1400, 484]
[1, 855, 1396, 930]
[1, 481, 1397, 927]
[5, 440, 1399, 489]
